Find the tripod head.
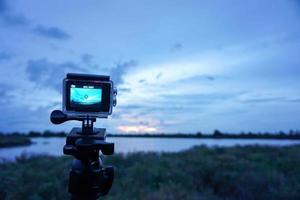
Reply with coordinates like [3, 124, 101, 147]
[50, 73, 117, 200]
[50, 110, 114, 156]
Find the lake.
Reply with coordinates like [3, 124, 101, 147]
[1, 137, 300, 161]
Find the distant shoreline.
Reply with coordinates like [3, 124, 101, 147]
[1, 130, 300, 147]
[1, 132, 300, 151]
[105, 134, 300, 140]
[0, 135, 32, 148]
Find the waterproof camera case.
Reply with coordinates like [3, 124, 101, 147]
[63, 73, 117, 118]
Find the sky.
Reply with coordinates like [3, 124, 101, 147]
[0, 0, 299, 134]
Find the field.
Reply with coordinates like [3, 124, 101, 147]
[0, 145, 300, 200]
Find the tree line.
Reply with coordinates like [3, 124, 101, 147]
[1, 129, 300, 139]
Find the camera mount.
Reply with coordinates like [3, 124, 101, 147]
[50, 110, 115, 200]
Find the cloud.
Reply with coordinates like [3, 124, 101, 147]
[207, 76, 215, 81]
[26, 58, 87, 91]
[110, 60, 137, 85]
[118, 104, 144, 110]
[180, 75, 217, 83]
[0, 0, 70, 40]
[0, 51, 12, 61]
[118, 88, 131, 93]
[0, 0, 29, 26]
[170, 43, 183, 52]
[288, 98, 300, 103]
[239, 95, 300, 104]
[0, 85, 6, 100]
[156, 72, 163, 80]
[0, 0, 9, 14]
[117, 91, 241, 122]
[0, 83, 14, 104]
[33, 25, 71, 40]
[1, 13, 29, 26]
[158, 93, 240, 109]
[81, 53, 94, 65]
[241, 97, 286, 103]
[0, 103, 55, 132]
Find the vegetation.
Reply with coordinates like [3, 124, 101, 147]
[1, 145, 300, 200]
[3, 129, 300, 139]
[28, 131, 66, 137]
[0, 134, 31, 148]
[108, 129, 300, 139]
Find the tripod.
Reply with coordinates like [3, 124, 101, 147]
[51, 110, 114, 200]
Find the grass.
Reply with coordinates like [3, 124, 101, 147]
[1, 145, 300, 200]
[0, 135, 31, 148]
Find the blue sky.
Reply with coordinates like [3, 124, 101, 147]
[0, 0, 299, 134]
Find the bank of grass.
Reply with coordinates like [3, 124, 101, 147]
[0, 135, 31, 148]
[1, 145, 300, 200]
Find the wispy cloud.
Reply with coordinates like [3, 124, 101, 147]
[156, 72, 163, 80]
[241, 97, 286, 103]
[0, 0, 7, 13]
[81, 53, 94, 65]
[0, 51, 12, 61]
[170, 43, 183, 52]
[0, 0, 70, 40]
[110, 60, 137, 86]
[33, 25, 71, 40]
[0, 0, 29, 26]
[0, 84, 7, 102]
[238, 93, 300, 104]
[26, 58, 86, 91]
[0, 13, 29, 26]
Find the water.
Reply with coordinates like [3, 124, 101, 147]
[0, 137, 300, 161]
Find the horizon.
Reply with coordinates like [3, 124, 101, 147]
[2, 129, 300, 136]
[0, 0, 300, 134]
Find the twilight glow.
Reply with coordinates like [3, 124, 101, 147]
[117, 126, 157, 134]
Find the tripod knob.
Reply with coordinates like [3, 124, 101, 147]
[50, 110, 82, 124]
[50, 110, 68, 124]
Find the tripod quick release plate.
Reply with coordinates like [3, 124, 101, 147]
[64, 127, 114, 158]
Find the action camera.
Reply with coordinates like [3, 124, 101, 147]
[63, 73, 117, 118]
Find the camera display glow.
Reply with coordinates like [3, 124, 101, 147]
[70, 85, 102, 105]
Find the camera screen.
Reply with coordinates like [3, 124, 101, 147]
[65, 79, 111, 113]
[70, 85, 102, 106]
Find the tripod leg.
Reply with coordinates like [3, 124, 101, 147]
[100, 166, 114, 196]
[68, 158, 114, 200]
